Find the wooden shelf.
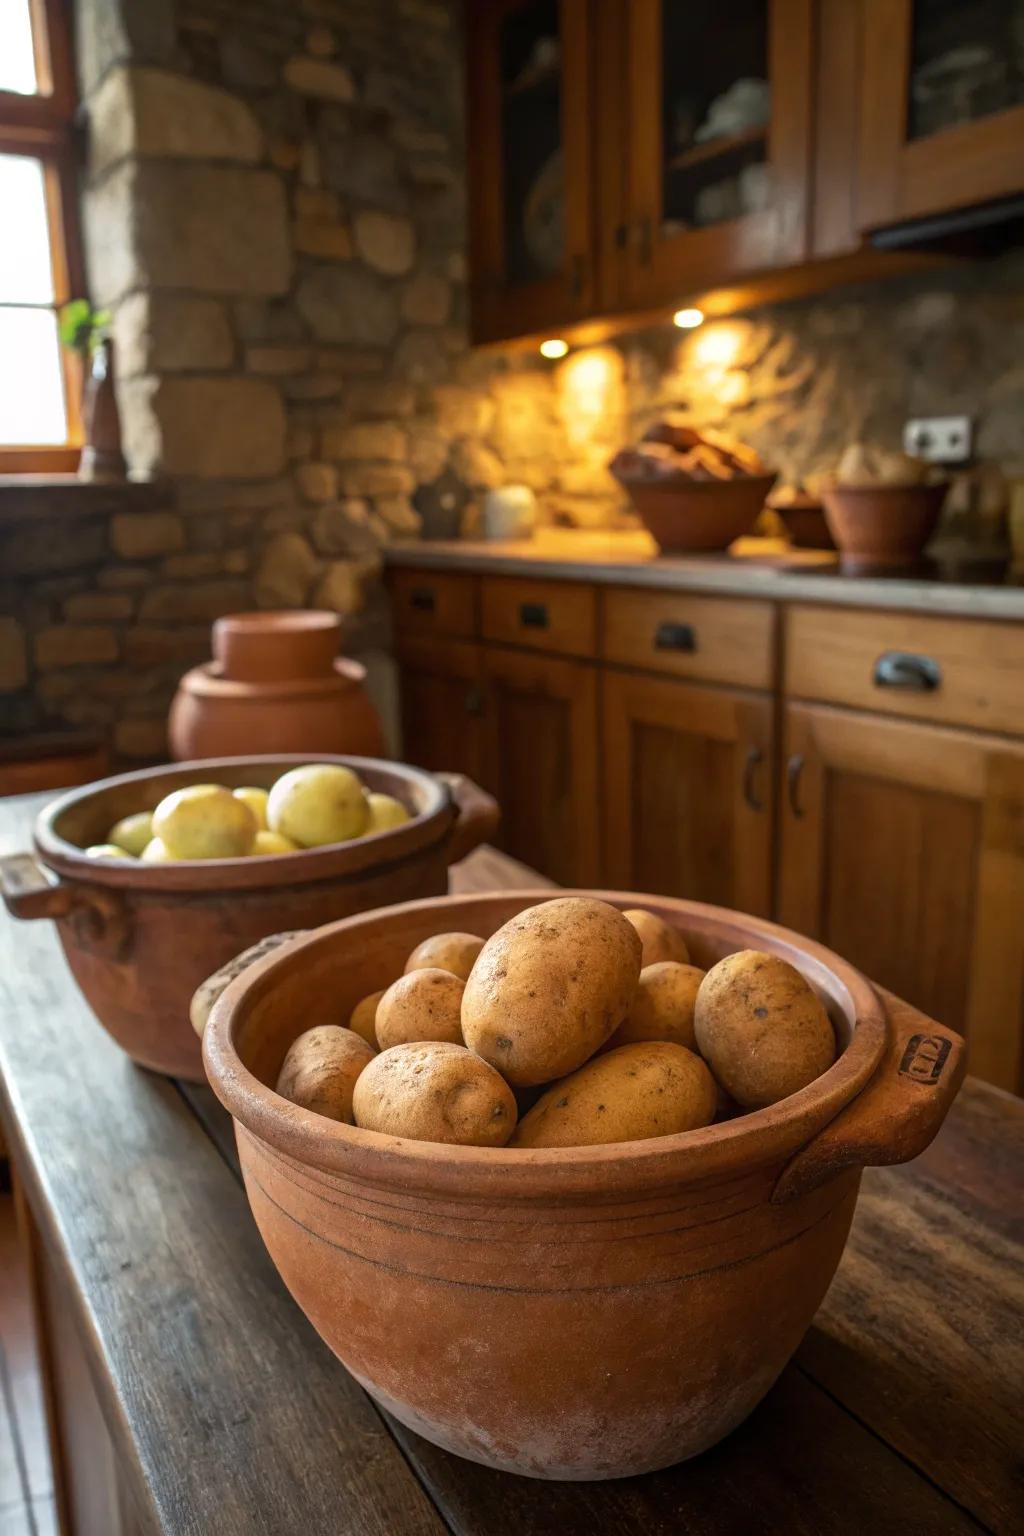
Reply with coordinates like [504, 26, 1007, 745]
[666, 124, 767, 174]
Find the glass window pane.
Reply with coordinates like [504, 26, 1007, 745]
[0, 155, 54, 303]
[0, 0, 38, 94]
[0, 308, 67, 445]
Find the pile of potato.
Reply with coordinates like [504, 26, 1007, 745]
[83, 763, 410, 864]
[253, 897, 837, 1150]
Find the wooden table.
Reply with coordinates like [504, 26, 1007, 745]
[0, 790, 1021, 1536]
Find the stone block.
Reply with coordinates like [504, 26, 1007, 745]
[296, 266, 399, 346]
[292, 219, 353, 260]
[161, 553, 224, 579]
[125, 626, 211, 667]
[114, 293, 234, 377]
[253, 533, 320, 608]
[0, 518, 105, 578]
[321, 131, 406, 213]
[64, 592, 135, 621]
[246, 346, 313, 375]
[220, 34, 279, 90]
[138, 580, 250, 624]
[284, 56, 355, 102]
[344, 380, 417, 419]
[294, 188, 339, 221]
[323, 421, 407, 461]
[295, 463, 339, 503]
[114, 718, 170, 759]
[338, 464, 416, 497]
[0, 618, 27, 692]
[35, 626, 119, 670]
[110, 510, 185, 559]
[119, 378, 286, 479]
[401, 273, 451, 327]
[97, 565, 151, 589]
[406, 427, 450, 483]
[354, 210, 416, 276]
[374, 496, 422, 537]
[312, 560, 365, 616]
[306, 25, 336, 57]
[283, 375, 341, 402]
[433, 385, 494, 438]
[89, 67, 263, 178]
[76, 0, 175, 98]
[394, 328, 452, 384]
[451, 438, 504, 489]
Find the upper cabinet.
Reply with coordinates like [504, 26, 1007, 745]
[466, 0, 596, 343]
[857, 0, 1024, 233]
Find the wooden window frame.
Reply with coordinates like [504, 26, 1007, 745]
[0, 0, 84, 475]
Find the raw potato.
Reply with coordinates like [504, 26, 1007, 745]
[694, 950, 836, 1108]
[621, 908, 690, 968]
[233, 786, 270, 830]
[141, 837, 174, 863]
[190, 930, 304, 1039]
[461, 897, 642, 1086]
[375, 968, 465, 1050]
[107, 811, 153, 856]
[84, 843, 130, 859]
[512, 1042, 717, 1148]
[608, 962, 705, 1050]
[250, 829, 299, 855]
[365, 792, 410, 832]
[348, 989, 385, 1049]
[268, 763, 369, 847]
[276, 1025, 375, 1122]
[352, 1041, 517, 1146]
[153, 783, 257, 859]
[404, 931, 484, 982]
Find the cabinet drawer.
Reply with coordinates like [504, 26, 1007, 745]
[481, 577, 597, 658]
[390, 570, 478, 639]
[785, 605, 1024, 735]
[603, 589, 775, 689]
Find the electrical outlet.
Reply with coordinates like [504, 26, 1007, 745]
[903, 415, 973, 464]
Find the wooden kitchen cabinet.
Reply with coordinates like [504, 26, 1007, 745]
[777, 702, 1024, 1093]
[480, 646, 599, 886]
[394, 637, 486, 784]
[602, 670, 774, 917]
[857, 0, 1024, 234]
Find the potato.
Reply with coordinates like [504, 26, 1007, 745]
[621, 908, 690, 967]
[276, 1025, 375, 1122]
[365, 792, 410, 832]
[375, 968, 465, 1050]
[348, 989, 385, 1049]
[140, 837, 174, 863]
[153, 783, 257, 859]
[233, 786, 269, 831]
[249, 830, 299, 856]
[268, 763, 368, 847]
[608, 961, 705, 1050]
[190, 930, 304, 1038]
[461, 897, 642, 1086]
[694, 950, 836, 1108]
[107, 811, 153, 856]
[512, 1042, 717, 1148]
[404, 931, 484, 983]
[352, 1042, 517, 1146]
[84, 843, 130, 859]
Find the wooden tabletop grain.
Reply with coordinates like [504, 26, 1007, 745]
[0, 793, 1021, 1536]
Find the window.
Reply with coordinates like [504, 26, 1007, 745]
[0, 0, 82, 473]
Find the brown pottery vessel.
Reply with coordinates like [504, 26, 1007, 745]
[169, 611, 386, 760]
[821, 482, 949, 569]
[617, 474, 776, 552]
[0, 757, 497, 1082]
[204, 890, 965, 1480]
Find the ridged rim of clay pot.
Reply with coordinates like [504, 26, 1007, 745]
[203, 890, 887, 1200]
[34, 754, 452, 893]
[176, 657, 368, 702]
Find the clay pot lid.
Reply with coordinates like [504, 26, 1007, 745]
[34, 753, 452, 893]
[213, 610, 341, 683]
[204, 890, 888, 1200]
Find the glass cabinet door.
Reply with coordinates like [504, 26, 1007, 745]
[908, 0, 1024, 142]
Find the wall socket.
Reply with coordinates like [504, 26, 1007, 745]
[903, 415, 973, 464]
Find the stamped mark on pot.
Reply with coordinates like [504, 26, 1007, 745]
[898, 1033, 952, 1085]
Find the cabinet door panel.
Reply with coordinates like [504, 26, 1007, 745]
[778, 703, 1024, 1092]
[603, 670, 773, 916]
[395, 638, 484, 784]
[481, 647, 598, 886]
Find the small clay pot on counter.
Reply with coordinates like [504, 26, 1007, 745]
[821, 482, 949, 570]
[169, 611, 386, 760]
[0, 756, 499, 1082]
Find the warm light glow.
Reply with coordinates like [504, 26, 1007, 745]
[557, 347, 624, 447]
[690, 321, 746, 369]
[673, 307, 704, 329]
[539, 338, 569, 359]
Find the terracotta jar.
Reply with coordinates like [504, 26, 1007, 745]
[0, 757, 498, 1081]
[169, 612, 386, 760]
[204, 890, 965, 1480]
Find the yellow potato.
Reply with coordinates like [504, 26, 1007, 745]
[348, 989, 385, 1049]
[608, 962, 705, 1051]
[249, 830, 299, 856]
[268, 763, 368, 847]
[140, 837, 174, 863]
[275, 1025, 375, 1122]
[84, 842, 130, 859]
[461, 897, 641, 1086]
[694, 950, 836, 1108]
[107, 812, 153, 856]
[153, 783, 257, 859]
[375, 968, 465, 1050]
[512, 1042, 717, 1148]
[404, 931, 484, 983]
[352, 1041, 517, 1146]
[365, 791, 410, 832]
[621, 908, 690, 967]
[233, 786, 269, 830]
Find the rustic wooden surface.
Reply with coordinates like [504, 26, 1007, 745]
[1, 790, 1021, 1535]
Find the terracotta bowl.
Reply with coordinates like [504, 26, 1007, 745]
[773, 500, 835, 550]
[618, 475, 776, 553]
[0, 757, 498, 1082]
[204, 890, 965, 1481]
[821, 482, 949, 569]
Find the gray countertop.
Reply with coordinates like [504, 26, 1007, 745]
[384, 534, 1024, 621]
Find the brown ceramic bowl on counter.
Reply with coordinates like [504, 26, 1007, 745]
[0, 756, 498, 1082]
[618, 474, 777, 553]
[821, 481, 949, 569]
[203, 889, 965, 1481]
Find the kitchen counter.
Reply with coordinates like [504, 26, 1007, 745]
[385, 531, 1024, 621]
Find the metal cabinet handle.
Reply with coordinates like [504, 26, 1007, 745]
[519, 602, 549, 629]
[873, 651, 941, 691]
[742, 747, 763, 812]
[787, 754, 806, 819]
[410, 588, 436, 613]
[654, 621, 696, 653]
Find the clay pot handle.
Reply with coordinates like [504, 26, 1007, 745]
[0, 851, 131, 958]
[771, 988, 966, 1204]
[436, 773, 500, 866]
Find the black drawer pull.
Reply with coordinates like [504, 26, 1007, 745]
[654, 621, 696, 653]
[873, 651, 941, 692]
[519, 602, 549, 629]
[409, 588, 436, 613]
